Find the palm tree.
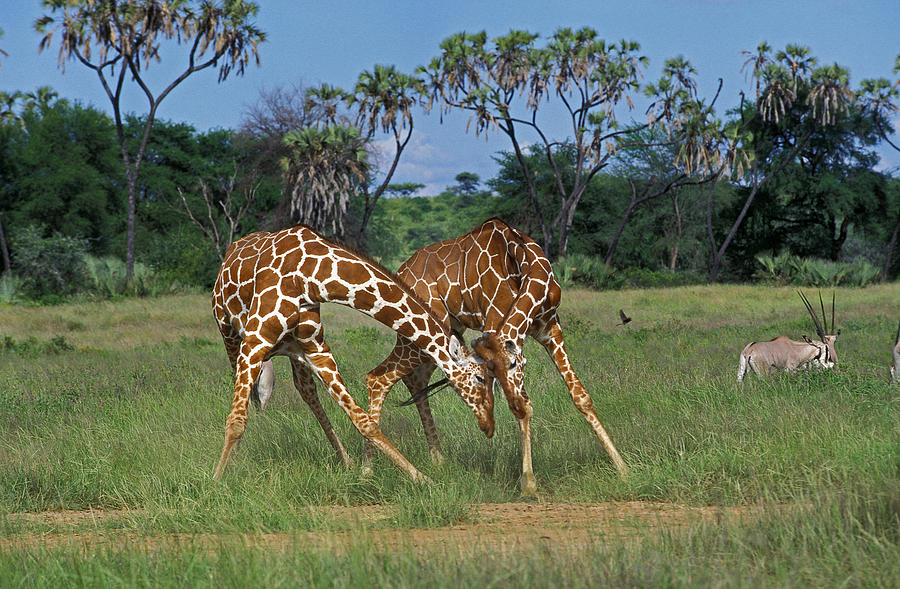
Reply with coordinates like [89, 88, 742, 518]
[345, 64, 423, 242]
[281, 125, 369, 240]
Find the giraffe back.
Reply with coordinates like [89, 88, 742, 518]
[396, 218, 560, 413]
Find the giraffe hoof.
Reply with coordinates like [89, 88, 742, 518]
[520, 474, 538, 498]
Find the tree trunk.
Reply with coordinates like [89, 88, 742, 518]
[883, 212, 900, 281]
[830, 217, 849, 262]
[604, 197, 640, 267]
[668, 194, 682, 273]
[0, 215, 10, 274]
[710, 182, 761, 283]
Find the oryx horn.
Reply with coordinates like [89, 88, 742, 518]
[895, 317, 900, 346]
[798, 290, 825, 339]
[831, 292, 835, 335]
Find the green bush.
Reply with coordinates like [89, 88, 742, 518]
[0, 272, 24, 304]
[553, 254, 702, 290]
[755, 253, 882, 287]
[82, 255, 171, 297]
[10, 226, 89, 300]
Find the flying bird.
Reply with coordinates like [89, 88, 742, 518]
[617, 309, 632, 326]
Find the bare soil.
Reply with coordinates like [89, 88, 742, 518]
[2, 501, 771, 554]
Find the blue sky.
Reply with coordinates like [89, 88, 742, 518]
[2, 0, 898, 195]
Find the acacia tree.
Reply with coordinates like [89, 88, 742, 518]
[419, 28, 702, 259]
[36, 0, 265, 284]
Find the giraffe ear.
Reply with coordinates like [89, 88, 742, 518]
[504, 339, 518, 355]
[449, 335, 464, 363]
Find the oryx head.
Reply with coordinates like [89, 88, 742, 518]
[798, 290, 840, 368]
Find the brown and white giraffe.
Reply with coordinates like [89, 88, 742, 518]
[211, 225, 494, 482]
[365, 218, 627, 495]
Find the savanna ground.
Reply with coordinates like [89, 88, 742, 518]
[0, 284, 898, 587]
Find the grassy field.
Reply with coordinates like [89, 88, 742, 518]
[1, 283, 898, 587]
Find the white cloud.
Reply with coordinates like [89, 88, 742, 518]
[368, 129, 499, 195]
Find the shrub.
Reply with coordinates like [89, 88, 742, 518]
[755, 254, 881, 287]
[10, 226, 89, 299]
[82, 255, 171, 297]
[0, 272, 24, 304]
[552, 254, 703, 290]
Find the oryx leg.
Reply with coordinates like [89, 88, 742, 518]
[535, 315, 628, 477]
[737, 353, 749, 382]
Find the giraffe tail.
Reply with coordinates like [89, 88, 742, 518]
[398, 378, 450, 407]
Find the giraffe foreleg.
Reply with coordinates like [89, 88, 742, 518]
[403, 359, 443, 465]
[362, 340, 436, 475]
[289, 356, 351, 467]
[298, 324, 428, 483]
[516, 394, 537, 497]
[537, 319, 629, 478]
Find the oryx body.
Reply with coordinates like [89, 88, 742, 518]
[737, 335, 835, 382]
[737, 291, 839, 383]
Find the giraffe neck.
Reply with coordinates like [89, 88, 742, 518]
[291, 232, 462, 377]
[492, 229, 554, 348]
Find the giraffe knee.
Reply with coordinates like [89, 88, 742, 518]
[354, 415, 381, 439]
[225, 417, 246, 441]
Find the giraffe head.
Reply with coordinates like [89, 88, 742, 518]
[471, 332, 528, 420]
[447, 335, 496, 437]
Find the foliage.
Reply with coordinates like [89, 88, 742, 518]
[553, 254, 703, 290]
[364, 190, 498, 270]
[36, 0, 266, 281]
[281, 125, 369, 239]
[1, 334, 73, 356]
[754, 253, 882, 287]
[82, 255, 171, 298]
[0, 99, 123, 251]
[0, 272, 24, 304]
[10, 226, 89, 300]
[420, 28, 705, 259]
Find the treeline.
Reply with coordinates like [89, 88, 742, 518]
[0, 89, 897, 303]
[2, 6, 900, 303]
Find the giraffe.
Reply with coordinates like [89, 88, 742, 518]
[365, 218, 627, 495]
[211, 225, 494, 482]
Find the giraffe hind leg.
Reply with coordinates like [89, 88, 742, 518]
[214, 338, 269, 479]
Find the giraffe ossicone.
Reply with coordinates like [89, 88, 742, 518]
[210, 225, 494, 482]
[366, 217, 628, 497]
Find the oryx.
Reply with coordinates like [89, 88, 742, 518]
[891, 318, 900, 385]
[737, 291, 839, 382]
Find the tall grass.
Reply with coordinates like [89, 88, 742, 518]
[1, 284, 898, 585]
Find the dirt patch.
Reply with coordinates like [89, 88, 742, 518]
[2, 501, 773, 554]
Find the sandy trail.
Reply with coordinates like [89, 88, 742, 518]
[3, 501, 770, 554]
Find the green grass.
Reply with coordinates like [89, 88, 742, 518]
[1, 284, 898, 586]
